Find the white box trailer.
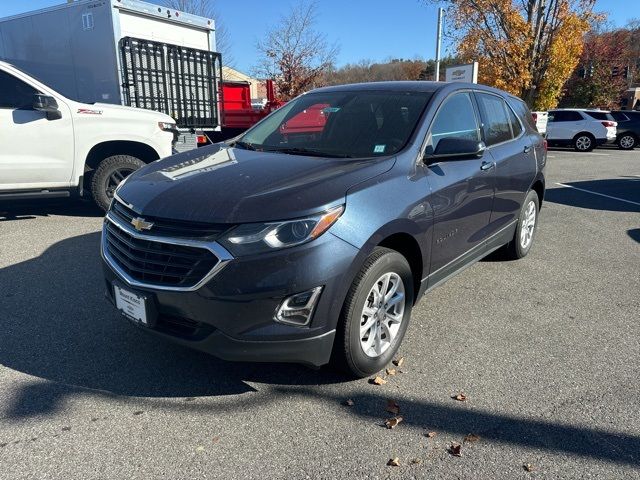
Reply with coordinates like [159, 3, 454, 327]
[0, 0, 223, 150]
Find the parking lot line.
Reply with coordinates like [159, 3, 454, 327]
[555, 182, 640, 207]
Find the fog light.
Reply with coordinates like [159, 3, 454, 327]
[275, 286, 323, 327]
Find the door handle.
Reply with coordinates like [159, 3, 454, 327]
[480, 161, 495, 171]
[524, 145, 532, 153]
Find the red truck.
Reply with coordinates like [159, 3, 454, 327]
[204, 80, 284, 144]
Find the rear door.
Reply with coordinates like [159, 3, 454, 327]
[0, 69, 74, 190]
[475, 92, 536, 238]
[424, 91, 495, 279]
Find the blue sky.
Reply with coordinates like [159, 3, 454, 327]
[0, 0, 632, 73]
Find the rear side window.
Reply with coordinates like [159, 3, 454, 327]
[509, 98, 537, 131]
[507, 106, 523, 137]
[0, 70, 38, 109]
[611, 112, 629, 122]
[549, 111, 583, 122]
[475, 93, 513, 146]
[428, 92, 480, 151]
[584, 111, 615, 121]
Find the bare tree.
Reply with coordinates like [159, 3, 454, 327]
[254, 1, 338, 100]
[161, 0, 234, 66]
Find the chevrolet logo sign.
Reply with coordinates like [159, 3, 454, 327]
[131, 217, 154, 231]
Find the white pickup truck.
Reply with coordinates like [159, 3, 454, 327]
[0, 61, 176, 210]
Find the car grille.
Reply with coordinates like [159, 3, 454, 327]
[111, 199, 229, 239]
[104, 220, 220, 288]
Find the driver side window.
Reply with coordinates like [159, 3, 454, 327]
[428, 92, 480, 153]
[0, 70, 38, 110]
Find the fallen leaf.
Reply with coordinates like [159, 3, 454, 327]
[425, 431, 437, 438]
[343, 399, 355, 407]
[386, 368, 397, 376]
[524, 463, 535, 472]
[195, 446, 205, 453]
[410, 458, 422, 465]
[386, 399, 400, 415]
[453, 392, 467, 402]
[370, 376, 387, 386]
[392, 357, 405, 367]
[387, 457, 400, 467]
[212, 436, 220, 444]
[133, 410, 144, 416]
[448, 443, 462, 457]
[385, 416, 404, 429]
[464, 433, 480, 443]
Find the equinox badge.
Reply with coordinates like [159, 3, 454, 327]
[131, 217, 154, 232]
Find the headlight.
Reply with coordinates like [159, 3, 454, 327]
[220, 205, 344, 256]
[158, 121, 177, 131]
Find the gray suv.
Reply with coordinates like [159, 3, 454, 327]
[101, 82, 546, 377]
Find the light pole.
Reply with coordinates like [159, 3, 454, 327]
[435, 7, 444, 81]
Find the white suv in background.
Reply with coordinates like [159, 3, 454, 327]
[546, 109, 617, 152]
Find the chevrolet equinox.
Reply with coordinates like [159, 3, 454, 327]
[101, 82, 546, 377]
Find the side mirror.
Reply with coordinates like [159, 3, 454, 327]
[424, 137, 486, 162]
[33, 94, 62, 120]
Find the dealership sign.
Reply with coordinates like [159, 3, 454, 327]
[445, 62, 479, 83]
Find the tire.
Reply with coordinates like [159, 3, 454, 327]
[335, 247, 414, 378]
[573, 133, 595, 152]
[503, 190, 540, 260]
[90, 155, 145, 211]
[617, 134, 637, 150]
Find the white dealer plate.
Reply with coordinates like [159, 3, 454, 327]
[114, 285, 148, 325]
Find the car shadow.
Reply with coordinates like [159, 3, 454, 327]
[628, 228, 640, 243]
[544, 179, 640, 213]
[0, 231, 348, 419]
[0, 198, 104, 222]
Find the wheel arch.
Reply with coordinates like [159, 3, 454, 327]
[85, 141, 160, 172]
[377, 233, 424, 305]
[572, 131, 596, 141]
[530, 175, 545, 208]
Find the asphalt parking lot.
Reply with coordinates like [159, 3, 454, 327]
[0, 147, 638, 479]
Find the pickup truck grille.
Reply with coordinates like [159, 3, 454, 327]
[104, 220, 220, 288]
[111, 199, 229, 240]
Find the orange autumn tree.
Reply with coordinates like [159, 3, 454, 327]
[429, 0, 599, 109]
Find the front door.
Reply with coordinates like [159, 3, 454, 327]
[424, 91, 495, 283]
[0, 69, 74, 191]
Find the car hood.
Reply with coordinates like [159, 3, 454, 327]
[116, 143, 396, 224]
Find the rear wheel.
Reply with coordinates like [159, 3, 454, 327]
[503, 190, 539, 260]
[335, 247, 414, 377]
[574, 133, 595, 152]
[90, 155, 145, 211]
[618, 134, 637, 150]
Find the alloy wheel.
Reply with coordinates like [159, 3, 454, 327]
[359, 272, 406, 358]
[575, 136, 592, 151]
[619, 135, 635, 149]
[520, 200, 536, 249]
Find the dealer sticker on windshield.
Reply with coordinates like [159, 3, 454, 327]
[374, 145, 386, 153]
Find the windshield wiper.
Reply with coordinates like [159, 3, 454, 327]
[266, 147, 352, 158]
[233, 140, 258, 151]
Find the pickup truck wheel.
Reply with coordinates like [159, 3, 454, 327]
[503, 190, 539, 260]
[334, 247, 414, 378]
[91, 155, 145, 211]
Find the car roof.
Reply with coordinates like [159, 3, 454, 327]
[309, 80, 515, 97]
[550, 108, 611, 112]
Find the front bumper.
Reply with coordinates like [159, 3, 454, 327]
[101, 219, 359, 367]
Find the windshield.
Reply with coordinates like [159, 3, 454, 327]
[237, 90, 432, 158]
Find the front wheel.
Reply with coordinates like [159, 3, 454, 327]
[90, 155, 145, 211]
[618, 134, 637, 150]
[504, 190, 540, 260]
[335, 247, 414, 378]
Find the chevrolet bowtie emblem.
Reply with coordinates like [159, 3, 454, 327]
[131, 217, 154, 231]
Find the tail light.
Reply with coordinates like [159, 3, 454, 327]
[543, 138, 548, 151]
[532, 112, 538, 122]
[601, 121, 617, 127]
[196, 135, 208, 145]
